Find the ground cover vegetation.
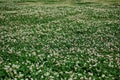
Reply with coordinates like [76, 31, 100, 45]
[0, 0, 120, 79]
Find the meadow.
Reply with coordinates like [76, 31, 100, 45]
[0, 0, 120, 79]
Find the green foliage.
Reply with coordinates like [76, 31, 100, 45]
[0, 0, 120, 79]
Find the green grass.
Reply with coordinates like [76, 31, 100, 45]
[0, 0, 120, 80]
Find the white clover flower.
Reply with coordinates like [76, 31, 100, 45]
[14, 78, 17, 80]
[88, 77, 92, 80]
[0, 57, 3, 64]
[26, 60, 31, 64]
[18, 72, 24, 78]
[68, 78, 73, 80]
[12, 64, 20, 69]
[29, 65, 33, 72]
[16, 51, 21, 56]
[13, 70, 17, 74]
[102, 74, 105, 77]
[4, 65, 10, 70]
[88, 72, 93, 76]
[49, 76, 54, 79]
[93, 63, 97, 67]
[8, 48, 13, 53]
[80, 77, 84, 80]
[41, 75, 44, 78]
[25, 78, 29, 80]
[44, 72, 50, 76]
[36, 69, 42, 75]
[30, 78, 34, 80]
[78, 73, 82, 76]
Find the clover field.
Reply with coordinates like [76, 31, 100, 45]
[0, 0, 120, 80]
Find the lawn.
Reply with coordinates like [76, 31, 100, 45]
[0, 0, 120, 80]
